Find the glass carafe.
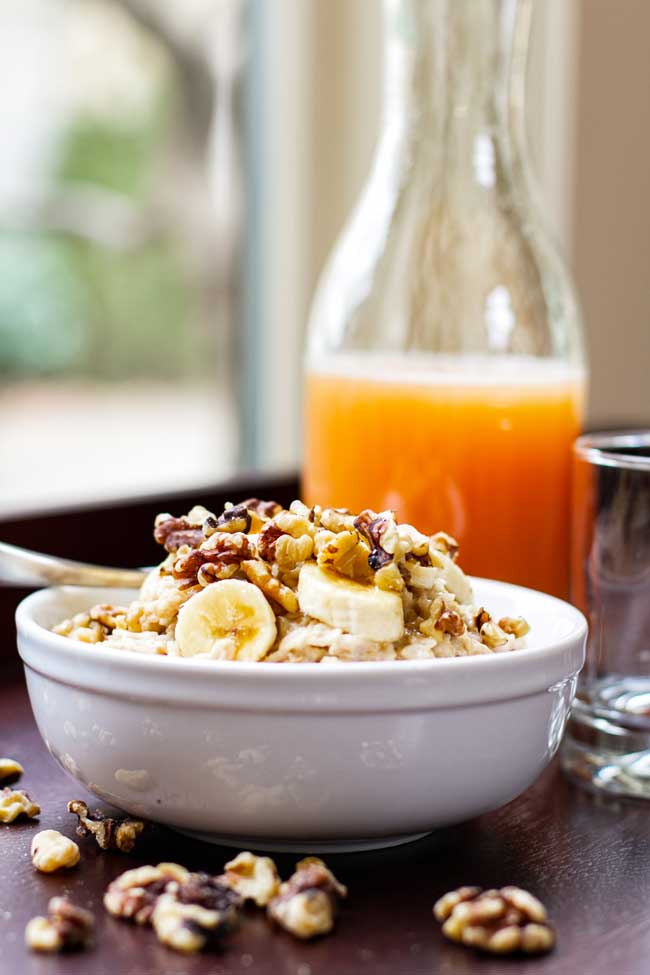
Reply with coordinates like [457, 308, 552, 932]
[303, 0, 586, 597]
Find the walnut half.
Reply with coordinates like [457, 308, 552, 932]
[0, 787, 40, 823]
[25, 897, 93, 953]
[268, 857, 347, 939]
[31, 830, 80, 873]
[433, 885, 555, 955]
[152, 874, 241, 953]
[220, 851, 281, 907]
[104, 862, 190, 924]
[0, 758, 23, 784]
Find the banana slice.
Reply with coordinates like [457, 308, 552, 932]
[298, 563, 404, 642]
[175, 580, 277, 661]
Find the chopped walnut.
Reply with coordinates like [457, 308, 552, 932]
[154, 514, 204, 553]
[480, 620, 511, 649]
[437, 609, 466, 637]
[241, 559, 299, 613]
[0, 758, 23, 784]
[175, 533, 254, 589]
[499, 616, 531, 639]
[315, 529, 370, 578]
[275, 533, 314, 569]
[152, 874, 241, 953]
[0, 787, 40, 822]
[68, 799, 146, 852]
[89, 603, 128, 630]
[418, 593, 453, 636]
[241, 497, 282, 519]
[221, 851, 281, 907]
[257, 522, 285, 562]
[53, 611, 107, 643]
[54, 496, 531, 663]
[26, 896, 94, 953]
[104, 862, 190, 924]
[269, 888, 335, 940]
[431, 531, 460, 560]
[204, 502, 252, 536]
[318, 507, 357, 533]
[152, 895, 226, 953]
[433, 886, 555, 955]
[354, 510, 393, 570]
[31, 830, 80, 873]
[374, 562, 405, 592]
[268, 857, 346, 940]
[274, 510, 314, 539]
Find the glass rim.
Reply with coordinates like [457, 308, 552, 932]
[574, 430, 650, 471]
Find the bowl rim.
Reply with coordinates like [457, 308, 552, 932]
[16, 576, 587, 682]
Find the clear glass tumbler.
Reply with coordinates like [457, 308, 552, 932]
[561, 431, 650, 797]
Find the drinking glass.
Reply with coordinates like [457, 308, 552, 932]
[561, 431, 650, 797]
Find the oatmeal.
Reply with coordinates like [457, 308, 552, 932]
[53, 499, 530, 662]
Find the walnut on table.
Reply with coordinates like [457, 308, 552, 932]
[31, 829, 80, 873]
[268, 857, 347, 940]
[152, 874, 241, 953]
[104, 862, 190, 924]
[105, 861, 242, 953]
[220, 851, 281, 907]
[433, 885, 555, 955]
[0, 758, 23, 784]
[68, 799, 146, 852]
[0, 786, 40, 823]
[25, 896, 93, 953]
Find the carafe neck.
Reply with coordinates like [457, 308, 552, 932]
[382, 0, 530, 181]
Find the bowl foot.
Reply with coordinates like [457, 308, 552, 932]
[170, 827, 431, 854]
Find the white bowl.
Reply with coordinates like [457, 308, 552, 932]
[16, 579, 586, 852]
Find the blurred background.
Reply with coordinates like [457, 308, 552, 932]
[0, 0, 648, 515]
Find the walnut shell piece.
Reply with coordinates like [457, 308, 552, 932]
[25, 896, 94, 953]
[267, 857, 347, 940]
[68, 799, 146, 852]
[433, 885, 555, 955]
[0, 787, 40, 823]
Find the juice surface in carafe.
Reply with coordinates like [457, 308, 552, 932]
[303, 353, 585, 598]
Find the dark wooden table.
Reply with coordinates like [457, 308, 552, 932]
[2, 478, 650, 975]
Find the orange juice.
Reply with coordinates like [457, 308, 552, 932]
[303, 354, 585, 598]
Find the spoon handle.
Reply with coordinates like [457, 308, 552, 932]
[0, 541, 147, 589]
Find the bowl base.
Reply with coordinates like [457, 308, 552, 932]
[171, 827, 431, 854]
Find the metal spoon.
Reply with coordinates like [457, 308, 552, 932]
[0, 540, 147, 589]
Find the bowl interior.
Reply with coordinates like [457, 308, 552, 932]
[18, 576, 587, 672]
